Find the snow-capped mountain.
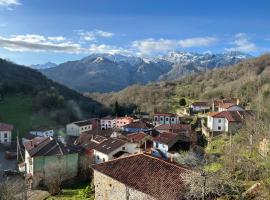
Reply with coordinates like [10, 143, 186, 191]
[30, 62, 57, 69]
[41, 51, 252, 93]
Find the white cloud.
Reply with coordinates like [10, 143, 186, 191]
[132, 37, 217, 55]
[0, 34, 128, 55]
[77, 29, 114, 41]
[0, 0, 20, 8]
[0, 34, 84, 53]
[132, 38, 178, 55]
[178, 37, 217, 48]
[226, 33, 257, 53]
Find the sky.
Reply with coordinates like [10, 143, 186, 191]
[0, 0, 269, 65]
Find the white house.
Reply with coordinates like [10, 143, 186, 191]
[100, 116, 116, 130]
[66, 119, 93, 136]
[93, 138, 138, 164]
[0, 123, 13, 145]
[218, 103, 244, 112]
[153, 113, 180, 126]
[207, 111, 251, 135]
[153, 132, 179, 155]
[30, 128, 54, 137]
[190, 101, 211, 113]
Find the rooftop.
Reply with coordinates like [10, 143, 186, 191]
[209, 110, 252, 122]
[123, 120, 153, 129]
[94, 138, 126, 154]
[0, 123, 13, 131]
[92, 153, 190, 200]
[155, 124, 191, 133]
[126, 132, 150, 143]
[153, 132, 178, 145]
[191, 101, 210, 107]
[73, 119, 92, 127]
[24, 137, 79, 157]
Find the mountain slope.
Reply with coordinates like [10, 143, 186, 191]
[31, 62, 57, 69]
[0, 59, 105, 135]
[89, 54, 270, 116]
[42, 52, 251, 93]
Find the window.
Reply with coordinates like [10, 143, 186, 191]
[155, 142, 159, 148]
[97, 155, 100, 160]
[166, 117, 169, 121]
[4, 133, 7, 138]
[218, 119, 222, 123]
[102, 158, 105, 162]
[154, 117, 158, 121]
[122, 147, 126, 150]
[218, 126, 221, 130]
[4, 139, 7, 143]
[171, 118, 174, 121]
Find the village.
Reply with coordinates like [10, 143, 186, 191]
[0, 97, 267, 199]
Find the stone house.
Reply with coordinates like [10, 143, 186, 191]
[190, 101, 211, 113]
[92, 153, 190, 200]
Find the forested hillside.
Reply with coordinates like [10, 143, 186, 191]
[90, 54, 270, 117]
[0, 59, 107, 136]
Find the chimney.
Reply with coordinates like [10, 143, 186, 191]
[170, 154, 174, 162]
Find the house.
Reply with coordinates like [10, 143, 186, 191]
[126, 132, 153, 150]
[153, 132, 179, 155]
[207, 110, 251, 135]
[190, 101, 211, 113]
[153, 112, 180, 126]
[66, 119, 93, 136]
[89, 118, 100, 130]
[100, 116, 115, 130]
[122, 120, 153, 133]
[30, 128, 54, 137]
[155, 124, 191, 135]
[212, 98, 240, 111]
[115, 116, 134, 128]
[24, 137, 79, 188]
[92, 153, 190, 200]
[217, 103, 244, 112]
[0, 123, 13, 145]
[93, 138, 138, 164]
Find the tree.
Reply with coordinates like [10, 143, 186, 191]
[112, 101, 120, 116]
[179, 98, 187, 106]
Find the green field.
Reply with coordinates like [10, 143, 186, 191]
[0, 95, 56, 139]
[47, 182, 94, 200]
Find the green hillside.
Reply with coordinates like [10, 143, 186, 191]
[0, 58, 107, 137]
[90, 54, 270, 117]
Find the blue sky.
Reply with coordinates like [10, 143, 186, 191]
[0, 0, 269, 65]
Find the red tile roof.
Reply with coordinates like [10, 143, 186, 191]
[92, 153, 190, 200]
[191, 101, 210, 107]
[126, 132, 150, 143]
[123, 120, 153, 129]
[153, 132, 178, 145]
[218, 103, 236, 109]
[0, 123, 13, 131]
[208, 111, 252, 122]
[155, 124, 191, 133]
[94, 138, 126, 154]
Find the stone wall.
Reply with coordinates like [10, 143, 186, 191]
[94, 170, 155, 200]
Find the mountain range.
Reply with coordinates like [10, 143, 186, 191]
[40, 51, 252, 93]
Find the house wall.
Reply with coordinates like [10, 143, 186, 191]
[191, 105, 210, 112]
[207, 117, 226, 132]
[0, 130, 11, 144]
[116, 118, 133, 128]
[66, 123, 80, 136]
[219, 105, 244, 112]
[94, 170, 155, 200]
[153, 141, 169, 152]
[94, 143, 139, 164]
[30, 130, 54, 137]
[31, 153, 78, 188]
[153, 115, 180, 126]
[25, 150, 33, 175]
[101, 119, 115, 130]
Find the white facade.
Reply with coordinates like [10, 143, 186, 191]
[25, 150, 34, 175]
[218, 105, 244, 112]
[101, 119, 116, 130]
[66, 123, 92, 136]
[0, 130, 12, 144]
[207, 116, 227, 132]
[94, 143, 138, 164]
[153, 115, 180, 126]
[190, 105, 210, 112]
[153, 141, 169, 152]
[30, 129, 54, 137]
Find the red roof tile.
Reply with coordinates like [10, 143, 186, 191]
[0, 123, 13, 131]
[126, 132, 150, 143]
[208, 111, 252, 122]
[153, 132, 178, 144]
[92, 153, 190, 200]
[155, 124, 191, 134]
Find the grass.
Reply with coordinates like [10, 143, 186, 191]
[0, 94, 56, 139]
[47, 182, 94, 200]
